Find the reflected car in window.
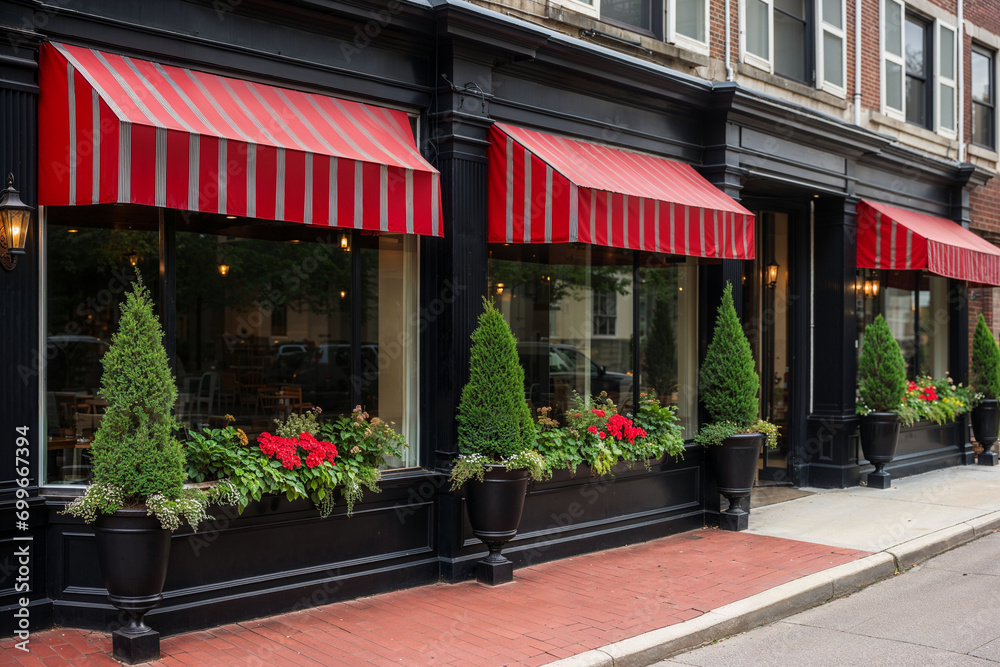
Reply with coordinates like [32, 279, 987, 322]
[292, 343, 379, 415]
[517, 342, 633, 412]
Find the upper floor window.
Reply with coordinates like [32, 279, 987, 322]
[881, 2, 956, 135]
[602, 0, 656, 33]
[593, 290, 618, 336]
[972, 45, 996, 150]
[743, 0, 846, 95]
[668, 0, 710, 52]
[904, 14, 931, 128]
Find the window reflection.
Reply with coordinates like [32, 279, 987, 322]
[44, 211, 420, 484]
[488, 243, 697, 438]
[45, 223, 160, 484]
[858, 270, 949, 380]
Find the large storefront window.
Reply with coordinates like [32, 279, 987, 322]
[856, 269, 949, 379]
[43, 208, 419, 485]
[488, 243, 697, 438]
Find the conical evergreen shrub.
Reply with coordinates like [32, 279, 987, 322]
[90, 275, 186, 505]
[700, 282, 759, 426]
[972, 313, 1000, 400]
[456, 298, 536, 458]
[858, 314, 907, 413]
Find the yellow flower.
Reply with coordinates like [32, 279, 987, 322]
[236, 428, 249, 446]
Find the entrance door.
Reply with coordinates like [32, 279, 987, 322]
[743, 211, 792, 481]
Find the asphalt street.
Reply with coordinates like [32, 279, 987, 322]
[662, 531, 1000, 666]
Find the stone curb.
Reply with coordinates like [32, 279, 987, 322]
[546, 513, 1000, 667]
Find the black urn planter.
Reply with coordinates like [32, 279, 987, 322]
[973, 399, 1000, 466]
[465, 465, 530, 585]
[94, 509, 171, 664]
[860, 412, 901, 489]
[710, 433, 764, 532]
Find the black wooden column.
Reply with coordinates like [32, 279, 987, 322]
[952, 164, 990, 463]
[699, 100, 750, 522]
[0, 27, 51, 634]
[805, 196, 860, 488]
[421, 33, 495, 579]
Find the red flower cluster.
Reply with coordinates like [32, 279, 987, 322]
[906, 381, 939, 402]
[587, 414, 647, 444]
[591, 409, 606, 418]
[258, 432, 338, 469]
[604, 414, 647, 444]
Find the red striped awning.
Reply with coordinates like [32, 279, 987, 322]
[856, 200, 1000, 286]
[38, 42, 441, 235]
[487, 123, 754, 258]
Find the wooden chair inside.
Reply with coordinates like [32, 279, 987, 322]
[279, 385, 314, 415]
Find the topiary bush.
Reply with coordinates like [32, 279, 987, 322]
[451, 298, 543, 488]
[700, 282, 759, 426]
[857, 313, 907, 413]
[64, 275, 235, 530]
[457, 297, 537, 458]
[972, 313, 1000, 401]
[695, 282, 778, 449]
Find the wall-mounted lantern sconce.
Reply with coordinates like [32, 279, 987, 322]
[218, 262, 230, 277]
[766, 261, 779, 289]
[339, 232, 351, 252]
[496, 282, 505, 295]
[0, 173, 33, 272]
[861, 276, 881, 299]
[127, 249, 139, 267]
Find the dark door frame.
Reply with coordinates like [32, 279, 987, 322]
[741, 197, 812, 485]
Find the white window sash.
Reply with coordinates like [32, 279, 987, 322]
[816, 0, 847, 96]
[936, 19, 957, 136]
[550, 0, 600, 19]
[881, 0, 905, 120]
[742, 0, 774, 73]
[668, 0, 711, 55]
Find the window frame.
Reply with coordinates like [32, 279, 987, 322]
[551, 0, 600, 20]
[972, 43, 997, 150]
[881, 0, 906, 120]
[667, 0, 711, 55]
[742, 0, 775, 73]
[772, 0, 812, 85]
[903, 12, 933, 129]
[816, 0, 847, 96]
[592, 289, 619, 337]
[934, 19, 957, 137]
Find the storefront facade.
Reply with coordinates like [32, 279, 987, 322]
[1, 0, 996, 637]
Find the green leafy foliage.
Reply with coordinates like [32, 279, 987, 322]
[448, 450, 547, 490]
[318, 407, 407, 515]
[185, 425, 287, 513]
[456, 298, 537, 459]
[694, 420, 779, 449]
[185, 408, 408, 518]
[699, 282, 760, 426]
[972, 314, 1000, 400]
[888, 375, 980, 427]
[274, 409, 323, 438]
[857, 314, 907, 413]
[534, 393, 686, 476]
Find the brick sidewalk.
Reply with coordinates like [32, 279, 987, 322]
[1, 528, 868, 666]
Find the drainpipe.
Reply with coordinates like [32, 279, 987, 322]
[725, 0, 734, 81]
[854, 0, 862, 125]
[958, 0, 965, 161]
